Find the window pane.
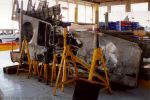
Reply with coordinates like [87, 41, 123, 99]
[99, 6, 107, 22]
[131, 3, 148, 12]
[111, 5, 125, 12]
[99, 6, 107, 14]
[109, 12, 127, 21]
[128, 12, 150, 27]
[109, 5, 126, 21]
[129, 2, 149, 27]
[78, 5, 86, 23]
[86, 6, 92, 23]
[69, 3, 75, 22]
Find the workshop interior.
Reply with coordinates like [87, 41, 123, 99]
[0, 0, 150, 100]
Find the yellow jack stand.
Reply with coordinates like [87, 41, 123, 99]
[53, 28, 82, 96]
[89, 47, 112, 94]
[16, 37, 32, 78]
[39, 53, 58, 85]
[52, 44, 79, 96]
[50, 53, 58, 86]
[32, 60, 40, 77]
[53, 28, 112, 96]
[39, 63, 49, 84]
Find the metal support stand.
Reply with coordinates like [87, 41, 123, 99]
[53, 28, 80, 96]
[50, 53, 57, 86]
[89, 47, 112, 94]
[53, 28, 112, 96]
[16, 38, 32, 78]
[39, 63, 49, 84]
[32, 60, 40, 77]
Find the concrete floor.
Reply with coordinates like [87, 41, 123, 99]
[0, 51, 150, 100]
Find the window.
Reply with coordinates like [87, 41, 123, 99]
[129, 3, 149, 27]
[78, 4, 86, 23]
[85, 6, 92, 23]
[69, 3, 76, 22]
[131, 3, 148, 12]
[111, 5, 125, 12]
[109, 13, 128, 22]
[99, 6, 107, 22]
[99, 6, 107, 13]
[109, 5, 126, 21]
[78, 4, 93, 23]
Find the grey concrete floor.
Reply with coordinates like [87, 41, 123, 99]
[0, 51, 150, 100]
